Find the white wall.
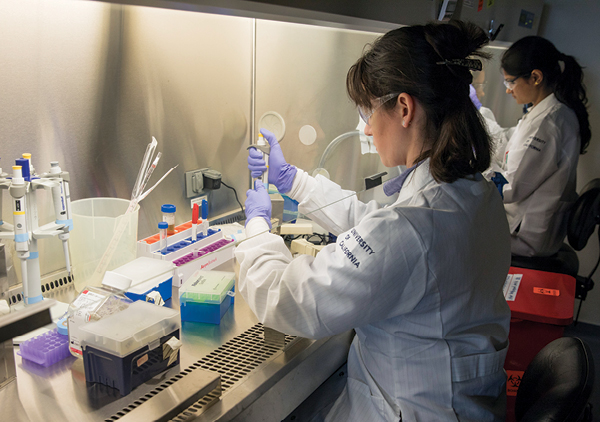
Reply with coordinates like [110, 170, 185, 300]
[540, 0, 600, 325]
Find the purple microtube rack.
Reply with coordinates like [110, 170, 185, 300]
[173, 238, 234, 267]
[18, 328, 71, 367]
[160, 228, 221, 255]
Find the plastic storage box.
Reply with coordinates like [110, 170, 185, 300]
[105, 257, 175, 303]
[180, 271, 235, 324]
[503, 266, 576, 422]
[67, 286, 133, 358]
[80, 301, 181, 395]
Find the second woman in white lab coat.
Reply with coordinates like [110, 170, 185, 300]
[238, 21, 511, 421]
[476, 36, 591, 257]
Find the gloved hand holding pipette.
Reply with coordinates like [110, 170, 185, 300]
[248, 129, 297, 193]
[244, 180, 272, 228]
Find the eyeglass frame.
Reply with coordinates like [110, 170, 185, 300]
[358, 93, 401, 125]
[503, 73, 530, 90]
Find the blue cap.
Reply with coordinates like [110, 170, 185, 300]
[16, 158, 30, 181]
[161, 204, 176, 213]
[158, 221, 168, 229]
[56, 316, 69, 336]
[201, 199, 208, 220]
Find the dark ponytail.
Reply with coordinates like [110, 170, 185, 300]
[347, 21, 492, 183]
[501, 37, 591, 154]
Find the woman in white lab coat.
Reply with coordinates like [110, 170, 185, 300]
[476, 36, 591, 257]
[238, 21, 511, 421]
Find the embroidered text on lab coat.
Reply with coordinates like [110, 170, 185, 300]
[350, 228, 375, 255]
[338, 239, 360, 268]
[523, 135, 546, 152]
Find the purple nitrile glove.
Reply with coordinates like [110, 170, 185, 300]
[470, 84, 482, 110]
[248, 147, 267, 179]
[245, 180, 272, 228]
[260, 128, 297, 193]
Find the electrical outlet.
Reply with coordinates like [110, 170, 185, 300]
[190, 195, 207, 209]
[185, 168, 208, 198]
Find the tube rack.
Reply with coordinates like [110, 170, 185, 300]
[137, 221, 235, 287]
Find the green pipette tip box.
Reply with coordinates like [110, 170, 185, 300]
[180, 270, 235, 304]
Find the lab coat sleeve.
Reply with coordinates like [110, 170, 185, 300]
[500, 115, 560, 204]
[479, 106, 516, 170]
[286, 169, 382, 235]
[235, 207, 428, 339]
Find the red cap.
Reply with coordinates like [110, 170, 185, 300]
[192, 203, 199, 224]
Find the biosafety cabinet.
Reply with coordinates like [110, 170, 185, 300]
[0, 0, 544, 420]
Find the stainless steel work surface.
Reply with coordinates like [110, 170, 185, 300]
[0, 267, 353, 422]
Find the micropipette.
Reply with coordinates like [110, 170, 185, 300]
[48, 161, 73, 277]
[258, 134, 268, 184]
[247, 134, 270, 186]
[10, 165, 31, 301]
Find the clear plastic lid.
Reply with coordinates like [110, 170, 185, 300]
[80, 301, 180, 357]
[180, 270, 235, 304]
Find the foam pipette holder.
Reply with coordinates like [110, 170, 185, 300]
[137, 221, 235, 287]
[18, 329, 71, 367]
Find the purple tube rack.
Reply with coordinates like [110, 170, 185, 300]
[172, 238, 234, 267]
[160, 228, 221, 255]
[18, 328, 70, 367]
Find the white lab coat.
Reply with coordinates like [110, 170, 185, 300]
[235, 160, 511, 421]
[480, 93, 580, 257]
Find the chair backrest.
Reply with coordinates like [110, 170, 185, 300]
[515, 336, 594, 422]
[568, 178, 600, 251]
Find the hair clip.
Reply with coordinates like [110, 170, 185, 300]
[436, 58, 482, 71]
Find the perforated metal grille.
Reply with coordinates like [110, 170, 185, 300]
[106, 323, 296, 421]
[7, 270, 74, 305]
[210, 210, 245, 226]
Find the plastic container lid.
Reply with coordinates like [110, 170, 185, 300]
[161, 204, 176, 213]
[57, 316, 69, 336]
[507, 267, 576, 325]
[180, 270, 235, 304]
[158, 221, 168, 229]
[104, 257, 174, 295]
[79, 301, 180, 357]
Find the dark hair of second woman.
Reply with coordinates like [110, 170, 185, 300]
[347, 21, 492, 184]
[501, 36, 591, 154]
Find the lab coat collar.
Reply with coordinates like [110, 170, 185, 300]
[522, 93, 559, 122]
[395, 159, 434, 204]
[383, 161, 422, 196]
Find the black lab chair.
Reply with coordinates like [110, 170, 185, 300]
[511, 179, 600, 322]
[515, 336, 594, 422]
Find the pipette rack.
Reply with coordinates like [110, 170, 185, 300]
[137, 221, 235, 287]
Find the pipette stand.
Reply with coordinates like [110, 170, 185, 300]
[0, 158, 73, 306]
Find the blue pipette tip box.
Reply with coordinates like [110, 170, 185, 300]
[180, 271, 235, 324]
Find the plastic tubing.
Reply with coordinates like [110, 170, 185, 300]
[316, 130, 360, 170]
